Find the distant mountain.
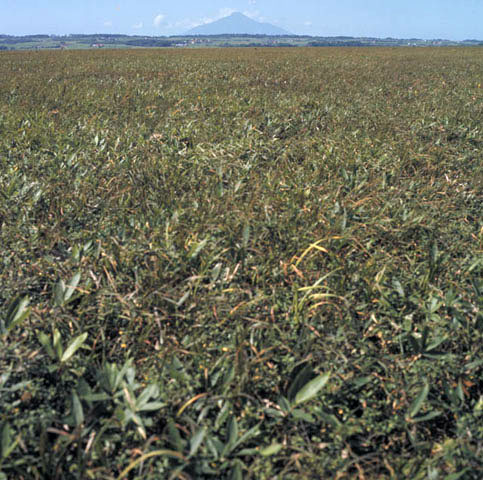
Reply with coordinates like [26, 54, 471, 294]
[186, 12, 291, 36]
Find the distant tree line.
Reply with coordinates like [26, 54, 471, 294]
[221, 42, 296, 48]
[125, 39, 175, 47]
[1, 34, 482, 51]
[0, 36, 50, 44]
[308, 40, 375, 47]
[189, 34, 293, 38]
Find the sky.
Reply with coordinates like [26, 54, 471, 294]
[1, 0, 482, 40]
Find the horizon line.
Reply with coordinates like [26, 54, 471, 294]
[2, 33, 482, 42]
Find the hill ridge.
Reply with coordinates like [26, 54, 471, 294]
[186, 12, 291, 36]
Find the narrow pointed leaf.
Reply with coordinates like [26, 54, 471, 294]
[71, 391, 84, 426]
[409, 382, 429, 418]
[54, 331, 63, 360]
[37, 332, 55, 359]
[291, 409, 315, 423]
[287, 364, 313, 402]
[1, 423, 12, 459]
[64, 271, 81, 302]
[167, 419, 184, 452]
[188, 238, 208, 260]
[5, 296, 30, 332]
[189, 427, 206, 457]
[227, 415, 238, 447]
[295, 372, 330, 405]
[54, 279, 66, 306]
[230, 463, 243, 480]
[260, 443, 283, 456]
[234, 424, 260, 449]
[61, 332, 88, 363]
[242, 224, 250, 249]
[139, 401, 166, 412]
[136, 384, 159, 409]
[0, 423, 17, 461]
[222, 415, 239, 456]
[412, 410, 442, 423]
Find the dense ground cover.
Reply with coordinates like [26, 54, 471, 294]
[0, 47, 482, 479]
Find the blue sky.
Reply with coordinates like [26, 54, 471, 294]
[1, 1, 482, 39]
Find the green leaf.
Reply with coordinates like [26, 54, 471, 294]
[210, 262, 222, 284]
[430, 242, 439, 266]
[176, 291, 190, 308]
[221, 365, 235, 392]
[81, 393, 110, 402]
[138, 401, 166, 412]
[54, 279, 66, 306]
[227, 415, 238, 447]
[425, 337, 446, 352]
[260, 443, 283, 456]
[0, 373, 10, 389]
[37, 332, 55, 359]
[0, 423, 12, 459]
[242, 223, 250, 249]
[53, 329, 63, 359]
[412, 410, 442, 423]
[230, 462, 243, 480]
[61, 332, 88, 363]
[234, 424, 260, 449]
[5, 296, 30, 332]
[210, 436, 225, 457]
[287, 364, 314, 402]
[393, 279, 405, 298]
[167, 419, 184, 452]
[264, 408, 284, 419]
[409, 382, 429, 418]
[444, 469, 470, 480]
[278, 396, 291, 413]
[351, 376, 373, 388]
[215, 401, 231, 430]
[295, 372, 330, 405]
[123, 386, 137, 411]
[291, 409, 315, 423]
[0, 423, 17, 460]
[188, 238, 208, 260]
[236, 448, 259, 456]
[222, 415, 239, 456]
[189, 427, 206, 457]
[71, 391, 84, 426]
[64, 271, 81, 303]
[136, 384, 159, 409]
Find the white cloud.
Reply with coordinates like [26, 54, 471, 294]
[132, 22, 143, 29]
[249, 0, 257, 4]
[153, 14, 165, 28]
[104, 21, 113, 27]
[304, 21, 312, 26]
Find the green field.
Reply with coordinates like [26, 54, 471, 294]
[2, 34, 480, 51]
[0, 48, 482, 479]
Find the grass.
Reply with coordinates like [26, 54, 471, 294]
[0, 47, 482, 479]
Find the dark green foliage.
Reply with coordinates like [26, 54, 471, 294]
[0, 47, 482, 479]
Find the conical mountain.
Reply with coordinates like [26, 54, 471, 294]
[186, 12, 291, 36]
